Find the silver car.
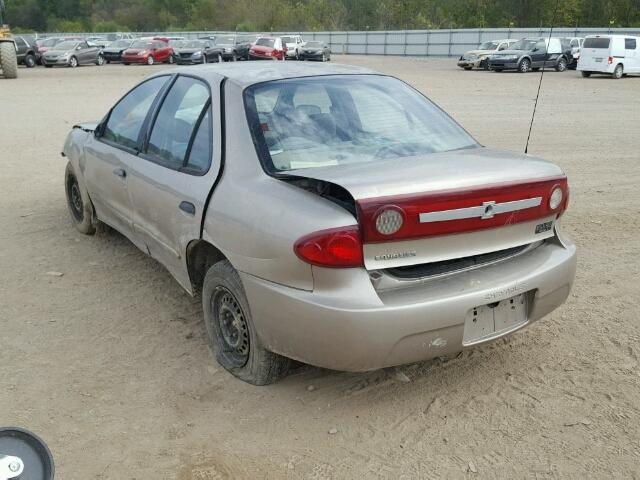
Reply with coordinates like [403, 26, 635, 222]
[42, 40, 104, 68]
[62, 63, 576, 385]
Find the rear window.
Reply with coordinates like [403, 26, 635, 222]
[584, 37, 610, 49]
[244, 75, 478, 173]
[625, 38, 637, 50]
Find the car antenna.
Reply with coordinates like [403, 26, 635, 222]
[525, 0, 560, 154]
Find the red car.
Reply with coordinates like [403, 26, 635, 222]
[249, 37, 287, 60]
[121, 40, 174, 65]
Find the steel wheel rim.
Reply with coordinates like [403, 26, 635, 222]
[213, 287, 249, 367]
[70, 57, 77, 67]
[68, 177, 83, 221]
[520, 60, 529, 72]
[148, 56, 154, 65]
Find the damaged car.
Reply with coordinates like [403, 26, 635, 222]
[62, 63, 576, 385]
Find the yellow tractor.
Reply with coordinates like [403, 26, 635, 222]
[0, 1, 18, 79]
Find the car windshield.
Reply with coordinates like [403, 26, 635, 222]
[245, 75, 478, 172]
[111, 40, 131, 48]
[478, 41, 499, 50]
[53, 41, 79, 50]
[181, 40, 206, 48]
[131, 41, 153, 49]
[214, 36, 235, 45]
[41, 38, 61, 47]
[306, 42, 322, 47]
[510, 39, 537, 50]
[256, 38, 275, 47]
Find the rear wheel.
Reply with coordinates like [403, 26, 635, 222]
[202, 260, 291, 385]
[167, 55, 174, 64]
[518, 58, 531, 73]
[0, 41, 19, 78]
[612, 64, 623, 79]
[24, 53, 36, 68]
[65, 163, 97, 235]
[555, 57, 568, 72]
[581, 71, 591, 78]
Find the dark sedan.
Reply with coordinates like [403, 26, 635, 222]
[101, 39, 134, 63]
[299, 41, 331, 61]
[487, 37, 571, 73]
[171, 40, 222, 64]
[212, 35, 244, 61]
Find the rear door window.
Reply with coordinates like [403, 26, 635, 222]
[145, 76, 211, 171]
[584, 37, 610, 49]
[625, 38, 637, 50]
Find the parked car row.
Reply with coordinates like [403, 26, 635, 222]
[12, 33, 332, 69]
[459, 34, 640, 79]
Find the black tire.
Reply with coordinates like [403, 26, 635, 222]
[202, 260, 291, 385]
[518, 58, 531, 73]
[25, 53, 36, 68]
[481, 58, 489, 70]
[532, 67, 540, 72]
[106, 59, 111, 64]
[44, 64, 53, 68]
[96, 55, 105, 66]
[146, 55, 155, 65]
[65, 162, 97, 235]
[0, 41, 19, 78]
[581, 71, 591, 78]
[555, 57, 568, 72]
[463, 66, 472, 70]
[123, 62, 130, 65]
[612, 64, 623, 79]
[493, 68, 503, 72]
[69, 56, 78, 68]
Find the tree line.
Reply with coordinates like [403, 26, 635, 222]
[5, 0, 640, 33]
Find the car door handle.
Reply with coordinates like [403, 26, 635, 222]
[179, 201, 196, 215]
[113, 168, 126, 178]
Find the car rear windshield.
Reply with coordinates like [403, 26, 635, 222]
[584, 37, 611, 49]
[244, 75, 478, 173]
[255, 38, 275, 47]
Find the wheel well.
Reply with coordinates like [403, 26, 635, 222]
[186, 240, 227, 293]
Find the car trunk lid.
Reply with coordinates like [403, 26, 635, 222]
[286, 147, 568, 270]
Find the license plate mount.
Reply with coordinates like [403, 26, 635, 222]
[463, 293, 528, 346]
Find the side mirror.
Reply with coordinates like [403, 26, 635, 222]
[532, 47, 539, 52]
[498, 46, 505, 51]
[76, 46, 82, 50]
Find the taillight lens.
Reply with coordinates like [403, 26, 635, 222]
[549, 186, 563, 210]
[294, 226, 363, 268]
[608, 56, 613, 64]
[375, 207, 404, 235]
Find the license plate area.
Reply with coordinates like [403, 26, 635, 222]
[595, 57, 603, 63]
[463, 293, 528, 346]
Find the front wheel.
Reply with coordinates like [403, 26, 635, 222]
[69, 56, 78, 68]
[25, 54, 36, 68]
[555, 57, 567, 72]
[518, 58, 531, 73]
[167, 55, 174, 64]
[146, 55, 154, 65]
[96, 55, 105, 66]
[65, 163, 97, 235]
[202, 260, 291, 385]
[612, 64, 623, 79]
[581, 71, 591, 78]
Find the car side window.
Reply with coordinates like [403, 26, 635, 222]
[146, 76, 210, 170]
[102, 76, 169, 151]
[535, 40, 546, 52]
[625, 38, 637, 50]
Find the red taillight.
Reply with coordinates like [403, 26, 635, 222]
[608, 56, 614, 64]
[294, 226, 363, 268]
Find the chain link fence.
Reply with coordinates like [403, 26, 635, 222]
[45, 27, 640, 57]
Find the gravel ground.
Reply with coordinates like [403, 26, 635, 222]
[1, 56, 639, 479]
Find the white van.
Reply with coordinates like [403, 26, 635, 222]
[578, 35, 640, 79]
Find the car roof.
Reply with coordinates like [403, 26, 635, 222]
[171, 62, 377, 88]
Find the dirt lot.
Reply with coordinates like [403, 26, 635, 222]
[1, 57, 639, 479]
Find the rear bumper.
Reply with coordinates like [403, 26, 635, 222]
[241, 236, 577, 372]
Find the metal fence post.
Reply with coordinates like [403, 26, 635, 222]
[448, 26, 453, 56]
[426, 29, 430, 57]
[403, 31, 408, 56]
